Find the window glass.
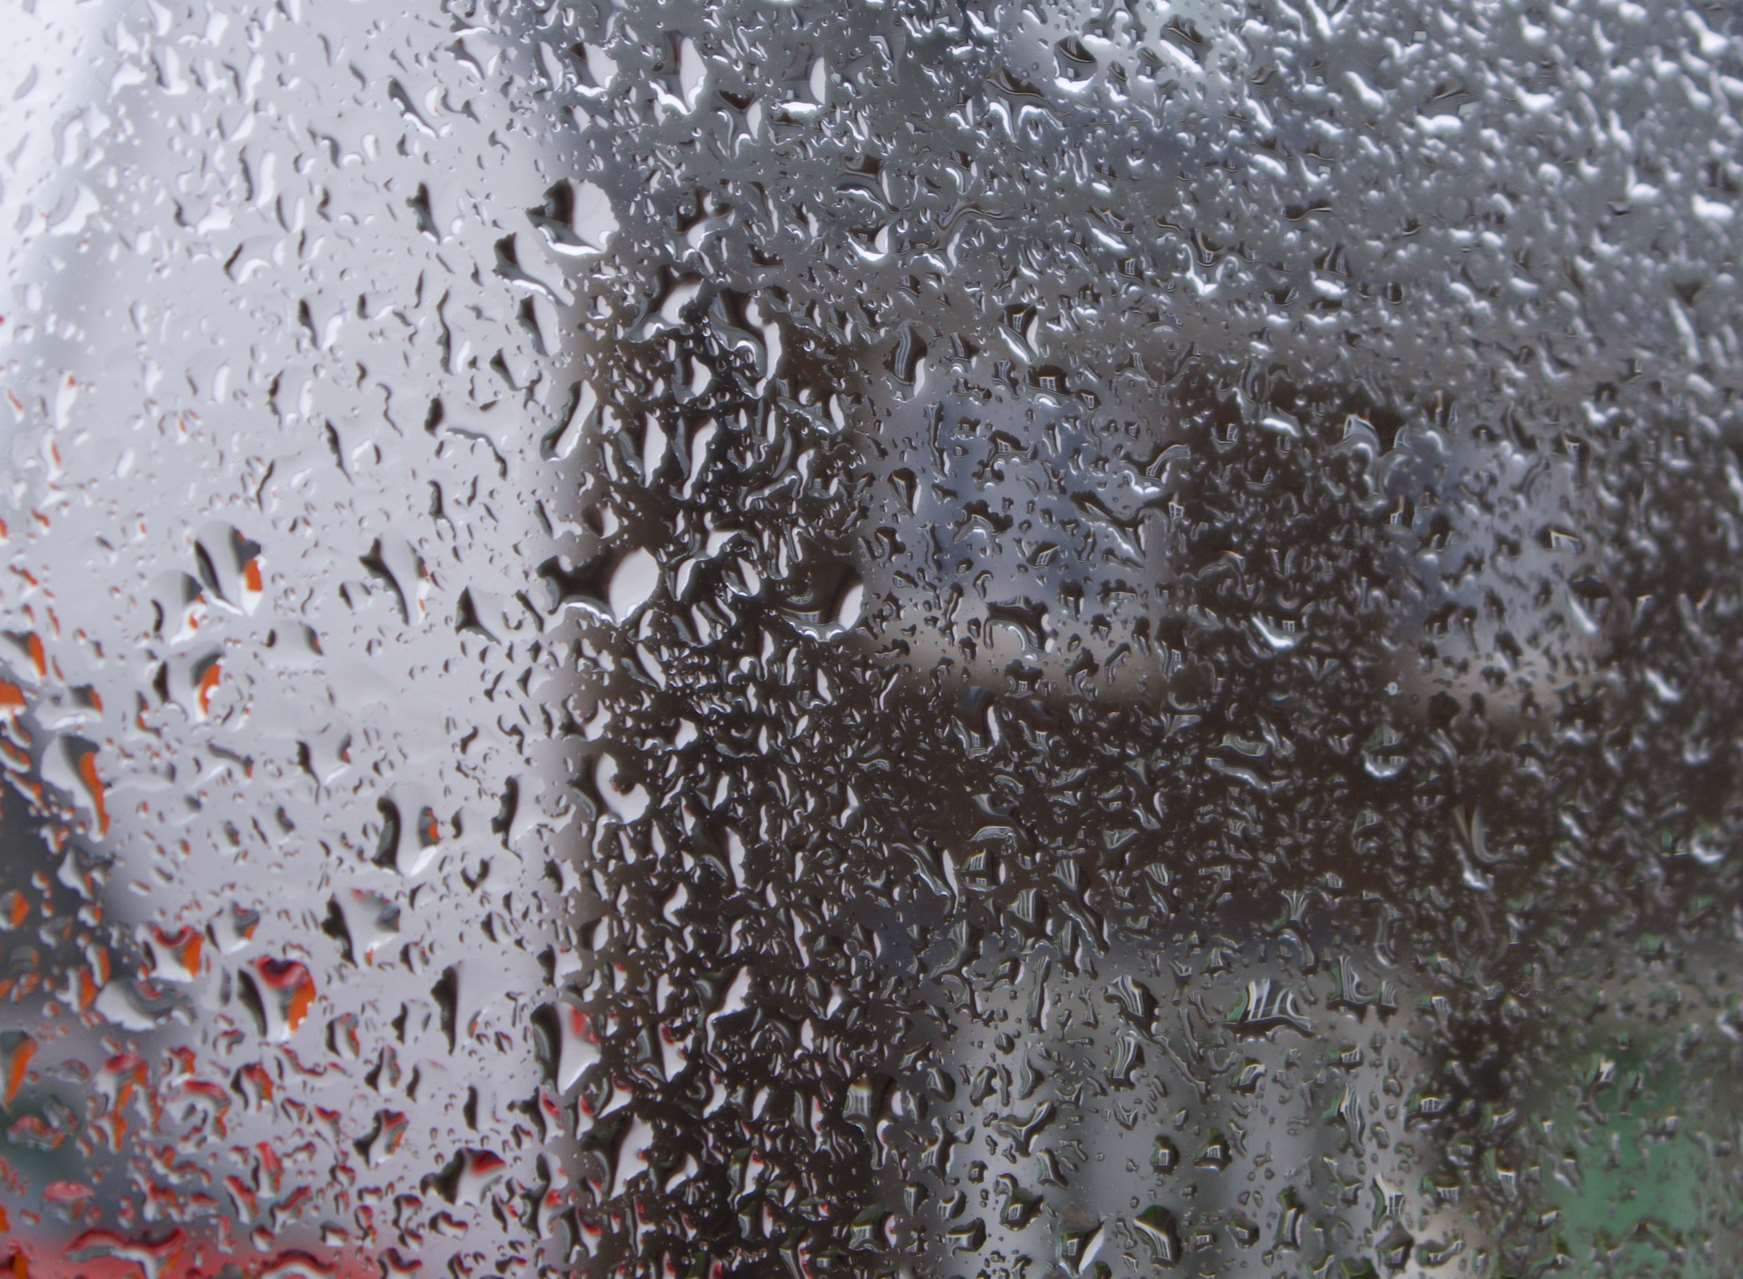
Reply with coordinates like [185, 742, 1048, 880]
[1, 1, 1739, 1275]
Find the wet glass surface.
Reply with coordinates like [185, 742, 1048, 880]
[1, 0, 1742, 1275]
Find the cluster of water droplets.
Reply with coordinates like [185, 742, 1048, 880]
[0, 0, 1740, 1275]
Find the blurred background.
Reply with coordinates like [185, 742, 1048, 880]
[1, 0, 1741, 1276]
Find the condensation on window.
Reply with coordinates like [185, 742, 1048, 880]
[0, 1, 1740, 1276]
